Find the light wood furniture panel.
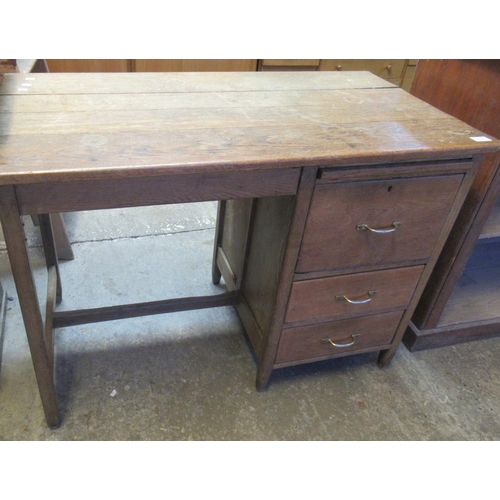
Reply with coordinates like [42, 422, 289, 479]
[258, 59, 320, 71]
[43, 59, 416, 88]
[133, 59, 257, 72]
[402, 60, 500, 350]
[318, 59, 407, 86]
[46, 59, 131, 72]
[259, 59, 414, 87]
[0, 71, 497, 428]
[46, 60, 257, 73]
[401, 59, 418, 91]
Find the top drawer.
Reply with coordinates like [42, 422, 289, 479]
[296, 174, 463, 273]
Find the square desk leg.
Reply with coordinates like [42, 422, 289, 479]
[0, 185, 60, 428]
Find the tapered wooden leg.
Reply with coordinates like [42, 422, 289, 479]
[0, 186, 60, 428]
[212, 200, 226, 285]
[378, 346, 397, 367]
[256, 363, 273, 391]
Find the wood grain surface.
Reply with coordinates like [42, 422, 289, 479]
[296, 174, 464, 273]
[284, 265, 424, 325]
[1, 72, 499, 185]
[276, 310, 403, 365]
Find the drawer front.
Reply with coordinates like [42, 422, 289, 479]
[296, 175, 463, 273]
[285, 265, 423, 325]
[318, 59, 407, 81]
[276, 311, 404, 364]
[260, 59, 320, 67]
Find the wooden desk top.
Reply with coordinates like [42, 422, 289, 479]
[1, 71, 499, 185]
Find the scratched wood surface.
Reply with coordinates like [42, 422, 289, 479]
[1, 72, 499, 185]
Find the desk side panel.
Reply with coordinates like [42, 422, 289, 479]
[220, 194, 296, 356]
[240, 195, 296, 339]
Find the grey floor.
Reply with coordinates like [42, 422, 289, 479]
[1, 202, 500, 441]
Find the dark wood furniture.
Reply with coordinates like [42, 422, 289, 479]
[1, 71, 498, 428]
[402, 60, 500, 351]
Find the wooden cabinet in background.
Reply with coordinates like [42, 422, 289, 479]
[404, 60, 500, 351]
[44, 59, 416, 88]
[401, 59, 418, 91]
[258, 59, 415, 88]
[258, 59, 320, 71]
[318, 59, 407, 86]
[46, 59, 131, 72]
[133, 60, 257, 72]
[46, 60, 257, 72]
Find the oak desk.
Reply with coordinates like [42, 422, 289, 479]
[1, 72, 498, 428]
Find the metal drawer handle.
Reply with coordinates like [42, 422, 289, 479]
[322, 334, 360, 348]
[336, 290, 377, 304]
[356, 221, 402, 233]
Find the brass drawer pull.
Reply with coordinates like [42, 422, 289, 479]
[336, 290, 377, 304]
[356, 221, 402, 233]
[322, 334, 360, 348]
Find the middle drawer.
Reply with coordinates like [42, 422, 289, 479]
[285, 265, 423, 325]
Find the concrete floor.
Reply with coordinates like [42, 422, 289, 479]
[1, 202, 500, 441]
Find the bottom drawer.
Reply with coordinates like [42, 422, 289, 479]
[275, 311, 404, 365]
